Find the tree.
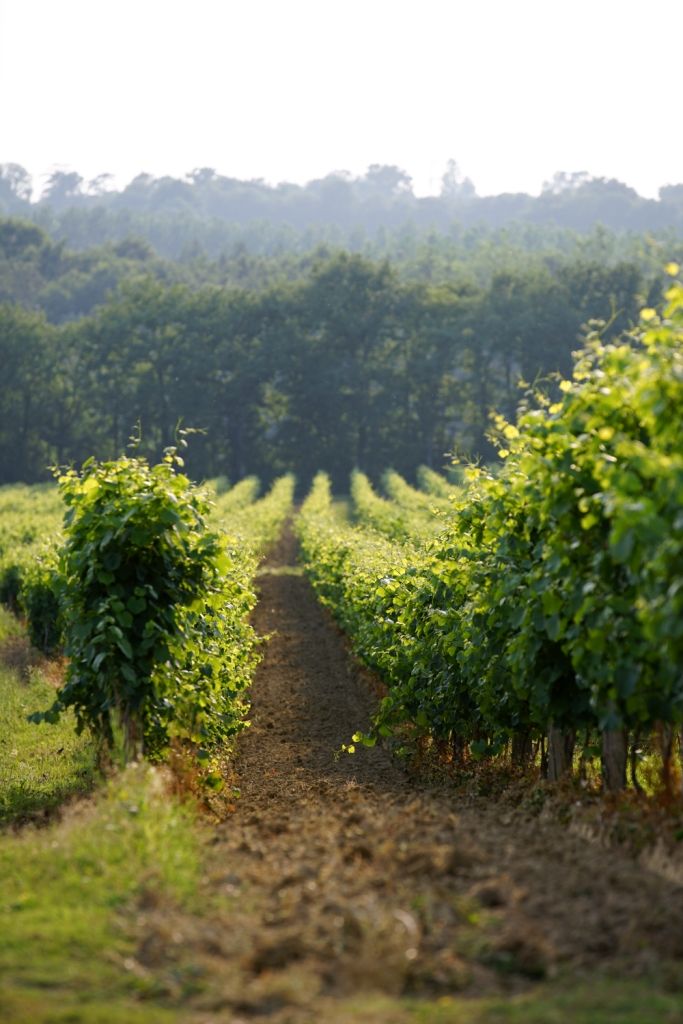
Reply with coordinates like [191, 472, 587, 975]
[440, 159, 475, 201]
[42, 171, 84, 208]
[0, 164, 33, 210]
[362, 164, 414, 198]
[0, 305, 55, 480]
[541, 170, 592, 194]
[86, 173, 115, 196]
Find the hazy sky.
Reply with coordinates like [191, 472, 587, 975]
[1, 0, 681, 199]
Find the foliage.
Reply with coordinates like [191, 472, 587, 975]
[351, 470, 413, 540]
[484, 275, 683, 736]
[209, 474, 259, 512]
[352, 468, 444, 540]
[0, 647, 96, 824]
[297, 277, 683, 783]
[0, 216, 177, 322]
[297, 472, 422, 691]
[18, 549, 63, 653]
[382, 468, 452, 517]
[0, 470, 293, 763]
[31, 453, 259, 759]
[0, 484, 63, 624]
[217, 474, 295, 556]
[0, 228, 669, 486]
[417, 465, 461, 499]
[4, 161, 683, 261]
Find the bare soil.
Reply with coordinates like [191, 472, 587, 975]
[134, 525, 683, 1021]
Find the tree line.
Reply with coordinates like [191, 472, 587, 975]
[0, 228, 660, 488]
[1, 161, 682, 263]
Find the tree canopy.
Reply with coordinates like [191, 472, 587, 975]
[0, 216, 667, 489]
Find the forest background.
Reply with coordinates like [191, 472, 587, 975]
[2, 161, 683, 487]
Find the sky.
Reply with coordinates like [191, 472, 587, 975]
[1, 0, 681, 200]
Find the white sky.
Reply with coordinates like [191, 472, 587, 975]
[1, 0, 681, 199]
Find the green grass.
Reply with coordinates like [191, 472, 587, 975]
[0, 613, 97, 824]
[327, 981, 683, 1023]
[0, 604, 24, 640]
[0, 989, 181, 1024]
[0, 763, 203, 1024]
[0, 607, 210, 1023]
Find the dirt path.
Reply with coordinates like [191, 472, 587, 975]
[148, 526, 683, 1021]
